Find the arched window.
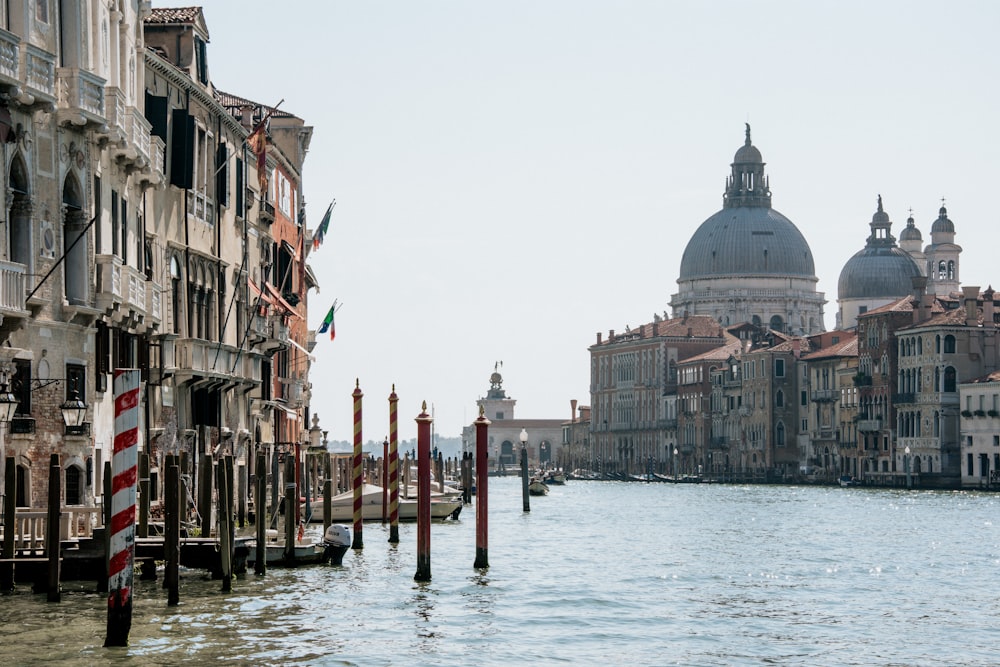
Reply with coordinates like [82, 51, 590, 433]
[917, 337, 923, 355]
[769, 315, 784, 332]
[938, 261, 947, 280]
[934, 410, 940, 436]
[65, 465, 83, 505]
[944, 335, 956, 354]
[947, 260, 955, 280]
[775, 390, 784, 408]
[776, 422, 785, 448]
[170, 255, 182, 335]
[944, 366, 957, 393]
[936, 335, 941, 354]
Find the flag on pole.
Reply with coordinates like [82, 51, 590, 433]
[318, 301, 337, 340]
[313, 200, 335, 250]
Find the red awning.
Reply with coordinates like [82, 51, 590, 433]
[264, 282, 304, 320]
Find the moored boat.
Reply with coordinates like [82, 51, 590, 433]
[528, 478, 549, 496]
[308, 483, 463, 522]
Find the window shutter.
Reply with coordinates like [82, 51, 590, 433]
[170, 108, 194, 189]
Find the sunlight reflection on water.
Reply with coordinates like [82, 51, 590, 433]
[2, 480, 1000, 665]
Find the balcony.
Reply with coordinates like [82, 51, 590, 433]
[0, 260, 29, 337]
[94, 256, 153, 332]
[144, 281, 162, 331]
[680, 444, 696, 454]
[811, 389, 838, 402]
[709, 436, 729, 450]
[853, 374, 873, 387]
[17, 43, 55, 108]
[138, 135, 166, 188]
[0, 29, 19, 88]
[103, 85, 128, 143]
[856, 418, 883, 433]
[56, 67, 106, 127]
[893, 392, 915, 405]
[171, 338, 257, 391]
[658, 418, 677, 430]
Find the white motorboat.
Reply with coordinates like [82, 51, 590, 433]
[528, 478, 549, 496]
[308, 483, 463, 522]
[246, 524, 350, 566]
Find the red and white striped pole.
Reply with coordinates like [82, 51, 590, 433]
[105, 369, 139, 647]
[388, 386, 399, 544]
[414, 401, 432, 582]
[351, 380, 364, 549]
[474, 406, 491, 569]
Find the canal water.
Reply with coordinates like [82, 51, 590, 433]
[2, 478, 1000, 666]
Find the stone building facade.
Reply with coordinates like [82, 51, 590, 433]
[0, 4, 320, 513]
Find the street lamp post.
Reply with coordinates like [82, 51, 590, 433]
[673, 447, 679, 479]
[519, 428, 530, 512]
[905, 445, 912, 489]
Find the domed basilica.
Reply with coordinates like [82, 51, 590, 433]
[670, 125, 826, 335]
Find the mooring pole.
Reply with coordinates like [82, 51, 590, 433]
[216, 461, 232, 591]
[105, 369, 140, 647]
[414, 402, 433, 582]
[254, 451, 267, 576]
[283, 457, 296, 565]
[164, 455, 180, 605]
[388, 386, 400, 544]
[474, 407, 491, 569]
[351, 380, 364, 549]
[381, 438, 388, 523]
[45, 453, 61, 602]
[1, 456, 15, 592]
[521, 442, 530, 513]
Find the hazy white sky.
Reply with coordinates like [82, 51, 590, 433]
[189, 1, 999, 441]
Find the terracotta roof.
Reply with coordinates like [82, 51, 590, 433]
[802, 335, 858, 360]
[860, 296, 914, 317]
[906, 306, 982, 328]
[146, 6, 202, 24]
[680, 336, 742, 363]
[596, 314, 724, 346]
[965, 370, 1000, 384]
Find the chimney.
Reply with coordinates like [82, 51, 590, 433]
[653, 320, 660, 336]
[792, 339, 801, 359]
[571, 399, 578, 422]
[911, 275, 927, 324]
[596, 332, 602, 344]
[963, 286, 980, 327]
[609, 329, 615, 340]
[687, 327, 693, 338]
[984, 286, 996, 330]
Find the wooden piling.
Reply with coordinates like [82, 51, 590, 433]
[283, 457, 296, 565]
[255, 452, 267, 576]
[217, 462, 232, 591]
[2, 456, 14, 593]
[237, 461, 247, 528]
[474, 409, 491, 569]
[46, 454, 61, 602]
[105, 369, 140, 646]
[165, 456, 180, 605]
[99, 461, 111, 594]
[351, 380, 364, 549]
[388, 386, 399, 544]
[323, 479, 332, 534]
[199, 454, 212, 539]
[138, 453, 150, 539]
[414, 402, 433, 582]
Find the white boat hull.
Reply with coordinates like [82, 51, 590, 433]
[307, 483, 463, 522]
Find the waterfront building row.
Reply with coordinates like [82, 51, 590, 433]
[0, 4, 320, 513]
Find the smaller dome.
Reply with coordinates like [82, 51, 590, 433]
[931, 205, 954, 234]
[838, 247, 922, 299]
[899, 215, 922, 242]
[733, 122, 762, 163]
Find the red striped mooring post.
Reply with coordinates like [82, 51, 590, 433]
[474, 406, 491, 569]
[388, 386, 400, 543]
[105, 369, 140, 647]
[351, 380, 364, 549]
[414, 401, 433, 582]
[381, 437, 388, 522]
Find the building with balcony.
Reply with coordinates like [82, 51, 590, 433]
[800, 332, 858, 479]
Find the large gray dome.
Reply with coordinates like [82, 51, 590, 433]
[678, 207, 816, 280]
[838, 247, 921, 299]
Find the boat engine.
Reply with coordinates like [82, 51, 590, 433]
[323, 524, 351, 565]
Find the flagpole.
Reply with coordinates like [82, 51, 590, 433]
[212, 98, 285, 179]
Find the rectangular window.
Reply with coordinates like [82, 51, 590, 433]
[775, 359, 785, 377]
[12, 359, 30, 415]
[111, 190, 119, 256]
[994, 435, 999, 448]
[66, 364, 86, 402]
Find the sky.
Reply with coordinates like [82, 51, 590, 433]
[182, 1, 1000, 441]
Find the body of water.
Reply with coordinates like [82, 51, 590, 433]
[2, 478, 1000, 666]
